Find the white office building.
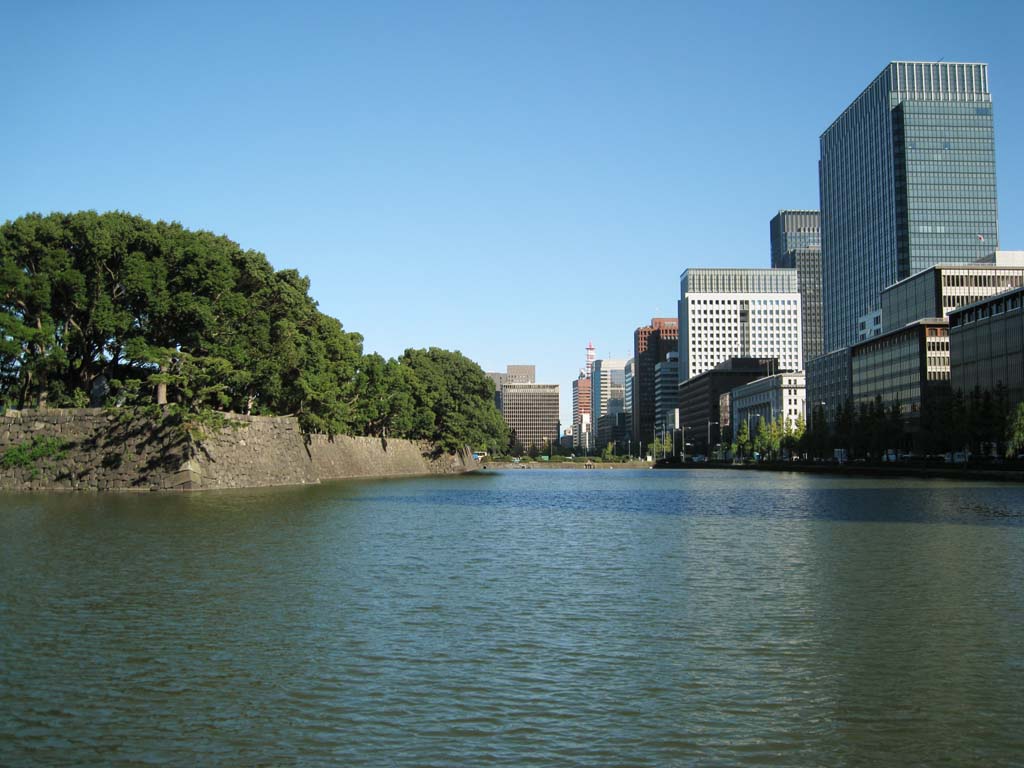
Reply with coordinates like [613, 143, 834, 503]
[731, 372, 806, 435]
[679, 268, 803, 382]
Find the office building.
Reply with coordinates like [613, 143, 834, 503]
[501, 382, 560, 449]
[571, 370, 592, 453]
[654, 351, 680, 435]
[731, 372, 807, 437]
[771, 210, 823, 363]
[679, 268, 803, 382]
[559, 430, 575, 451]
[632, 318, 679, 446]
[678, 357, 779, 455]
[880, 253, 1024, 332]
[806, 347, 852, 429]
[596, 412, 630, 453]
[624, 358, 635, 422]
[820, 61, 998, 352]
[571, 342, 596, 453]
[949, 286, 1024, 408]
[486, 365, 536, 410]
[591, 359, 627, 424]
[771, 209, 821, 257]
[850, 318, 949, 432]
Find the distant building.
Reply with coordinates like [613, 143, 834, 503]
[596, 412, 630, 454]
[486, 365, 536, 410]
[591, 359, 627, 425]
[632, 318, 679, 446]
[559, 429, 575, 451]
[771, 209, 821, 257]
[731, 372, 806, 438]
[502, 382, 560, 449]
[654, 351, 680, 435]
[820, 61, 998, 352]
[949, 286, 1024, 409]
[624, 358, 635, 423]
[571, 371, 592, 453]
[678, 358, 779, 455]
[571, 342, 596, 453]
[771, 210, 823, 363]
[678, 268, 802, 383]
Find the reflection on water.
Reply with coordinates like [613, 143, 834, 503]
[1, 470, 1023, 766]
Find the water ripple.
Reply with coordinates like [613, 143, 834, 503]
[1, 471, 1023, 766]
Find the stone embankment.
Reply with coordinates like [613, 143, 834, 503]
[0, 408, 473, 492]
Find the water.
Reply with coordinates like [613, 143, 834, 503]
[2, 468, 1023, 766]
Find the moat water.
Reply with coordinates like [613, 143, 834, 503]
[2, 469, 1023, 766]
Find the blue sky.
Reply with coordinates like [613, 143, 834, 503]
[4, 1, 1024, 424]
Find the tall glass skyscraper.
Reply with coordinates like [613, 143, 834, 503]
[820, 61, 998, 351]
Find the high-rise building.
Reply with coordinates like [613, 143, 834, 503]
[571, 370, 592, 453]
[678, 268, 803, 382]
[654, 351, 680, 435]
[501, 382, 559, 449]
[486, 365, 536, 410]
[771, 209, 821, 258]
[571, 343, 596, 453]
[591, 359, 627, 424]
[632, 317, 679, 446]
[771, 211, 823, 363]
[624, 358, 634, 420]
[820, 61, 998, 352]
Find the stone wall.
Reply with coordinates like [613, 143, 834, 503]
[0, 409, 474, 492]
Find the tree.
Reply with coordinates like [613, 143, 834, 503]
[0, 211, 507, 452]
[754, 417, 770, 459]
[1006, 402, 1024, 458]
[790, 413, 806, 456]
[736, 419, 750, 460]
[390, 347, 509, 453]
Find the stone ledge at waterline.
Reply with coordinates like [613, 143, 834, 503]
[0, 408, 475, 492]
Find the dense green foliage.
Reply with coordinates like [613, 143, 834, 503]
[0, 211, 508, 452]
[1, 436, 67, 470]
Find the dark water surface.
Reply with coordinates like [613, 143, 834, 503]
[2, 469, 1024, 766]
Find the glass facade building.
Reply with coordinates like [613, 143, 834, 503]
[949, 287, 1024, 409]
[820, 61, 998, 352]
[805, 346, 852, 429]
[591, 359, 627, 423]
[850, 319, 949, 430]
